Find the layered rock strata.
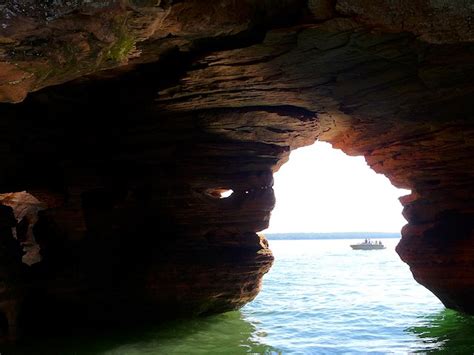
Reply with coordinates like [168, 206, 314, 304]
[156, 18, 474, 312]
[0, 81, 277, 339]
[0, 0, 473, 342]
[0, 0, 308, 102]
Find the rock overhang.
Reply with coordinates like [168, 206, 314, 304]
[0, 0, 473, 342]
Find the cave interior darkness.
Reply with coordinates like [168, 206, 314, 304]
[0, 0, 473, 344]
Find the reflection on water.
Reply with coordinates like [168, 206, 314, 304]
[7, 308, 474, 354]
[240, 239, 474, 353]
[5, 239, 474, 353]
[408, 309, 474, 353]
[6, 311, 278, 355]
[97, 312, 278, 355]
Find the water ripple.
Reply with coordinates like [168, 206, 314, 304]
[6, 238, 474, 354]
[240, 239, 474, 353]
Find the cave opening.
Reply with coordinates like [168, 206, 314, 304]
[236, 141, 446, 351]
[0, 191, 45, 266]
[205, 188, 234, 199]
[265, 141, 411, 234]
[0, 0, 473, 352]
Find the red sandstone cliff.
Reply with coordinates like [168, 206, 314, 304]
[0, 0, 473, 342]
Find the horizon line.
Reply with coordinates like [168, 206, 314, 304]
[263, 231, 401, 234]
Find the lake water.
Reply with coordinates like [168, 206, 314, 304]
[239, 238, 472, 354]
[8, 238, 474, 354]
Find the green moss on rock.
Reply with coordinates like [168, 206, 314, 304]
[106, 28, 136, 63]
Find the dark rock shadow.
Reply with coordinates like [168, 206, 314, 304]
[3, 311, 279, 355]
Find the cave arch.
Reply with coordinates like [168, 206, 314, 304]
[0, 0, 473, 341]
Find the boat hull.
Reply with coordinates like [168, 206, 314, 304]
[350, 244, 386, 250]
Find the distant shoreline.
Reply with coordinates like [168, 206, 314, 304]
[263, 232, 400, 240]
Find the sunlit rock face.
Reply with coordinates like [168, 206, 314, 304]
[155, 16, 474, 314]
[0, 0, 307, 103]
[0, 0, 473, 342]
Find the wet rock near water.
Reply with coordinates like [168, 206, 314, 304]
[0, 0, 473, 342]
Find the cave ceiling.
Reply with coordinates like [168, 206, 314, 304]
[0, 0, 473, 342]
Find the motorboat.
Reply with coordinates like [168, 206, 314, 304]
[350, 240, 386, 250]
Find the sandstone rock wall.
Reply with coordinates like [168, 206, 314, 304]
[157, 19, 474, 313]
[0, 0, 473, 342]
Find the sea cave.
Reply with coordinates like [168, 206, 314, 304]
[0, 0, 473, 345]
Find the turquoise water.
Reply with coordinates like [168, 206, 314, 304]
[239, 238, 464, 353]
[8, 238, 474, 354]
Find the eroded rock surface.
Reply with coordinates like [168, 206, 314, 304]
[0, 0, 307, 102]
[336, 0, 474, 43]
[0, 0, 473, 342]
[156, 19, 474, 314]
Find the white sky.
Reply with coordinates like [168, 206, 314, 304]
[264, 142, 410, 233]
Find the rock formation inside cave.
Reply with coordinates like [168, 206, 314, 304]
[0, 0, 473, 342]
